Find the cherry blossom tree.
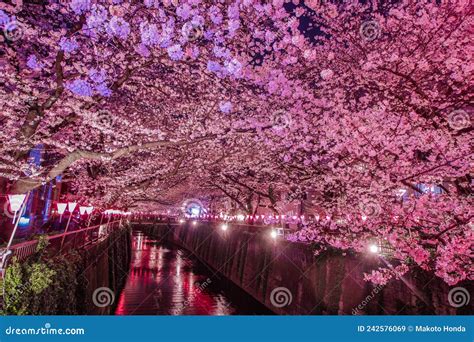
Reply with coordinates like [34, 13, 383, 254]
[0, 0, 472, 286]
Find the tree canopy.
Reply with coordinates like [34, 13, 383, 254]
[0, 0, 472, 286]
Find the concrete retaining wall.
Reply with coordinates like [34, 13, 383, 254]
[79, 227, 132, 314]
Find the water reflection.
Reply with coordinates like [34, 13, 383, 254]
[115, 231, 271, 315]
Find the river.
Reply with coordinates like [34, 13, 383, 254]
[115, 231, 272, 315]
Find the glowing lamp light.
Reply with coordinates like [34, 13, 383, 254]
[221, 224, 228, 231]
[79, 206, 87, 215]
[57, 203, 67, 215]
[7, 194, 26, 212]
[85, 206, 94, 215]
[192, 221, 197, 226]
[315, 215, 320, 221]
[190, 207, 200, 217]
[369, 244, 380, 254]
[361, 215, 368, 222]
[270, 230, 278, 239]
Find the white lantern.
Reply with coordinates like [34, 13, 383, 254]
[57, 203, 67, 215]
[67, 202, 77, 213]
[7, 194, 26, 212]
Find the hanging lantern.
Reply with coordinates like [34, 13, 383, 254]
[57, 203, 67, 215]
[67, 202, 77, 213]
[7, 194, 26, 212]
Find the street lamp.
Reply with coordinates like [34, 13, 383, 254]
[221, 223, 228, 231]
[369, 244, 380, 254]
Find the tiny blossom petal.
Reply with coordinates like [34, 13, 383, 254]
[219, 101, 233, 114]
[209, 6, 223, 25]
[167, 44, 184, 61]
[88, 68, 107, 84]
[70, 0, 92, 15]
[59, 37, 79, 53]
[26, 55, 43, 70]
[107, 16, 131, 40]
[0, 10, 10, 25]
[66, 79, 94, 97]
[176, 4, 192, 20]
[86, 4, 107, 29]
[207, 60, 221, 73]
[95, 83, 112, 97]
[320, 69, 334, 80]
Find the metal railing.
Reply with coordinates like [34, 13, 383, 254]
[5, 219, 125, 263]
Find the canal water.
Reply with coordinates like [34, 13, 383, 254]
[115, 231, 272, 315]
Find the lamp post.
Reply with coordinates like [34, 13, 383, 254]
[57, 202, 67, 223]
[60, 202, 77, 251]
